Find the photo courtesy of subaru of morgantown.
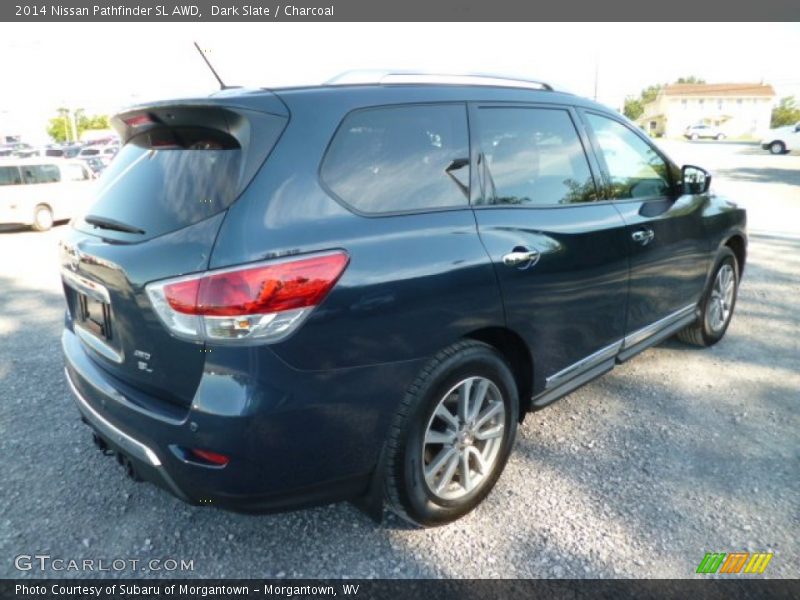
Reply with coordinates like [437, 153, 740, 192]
[60, 72, 746, 527]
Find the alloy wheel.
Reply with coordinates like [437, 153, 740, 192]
[422, 376, 506, 501]
[707, 264, 735, 332]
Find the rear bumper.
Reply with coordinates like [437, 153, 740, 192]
[65, 366, 190, 502]
[62, 326, 425, 513]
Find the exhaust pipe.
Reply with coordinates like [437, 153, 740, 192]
[92, 433, 113, 456]
[116, 452, 143, 482]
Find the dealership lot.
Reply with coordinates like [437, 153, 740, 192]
[0, 141, 797, 578]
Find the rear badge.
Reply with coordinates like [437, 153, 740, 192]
[133, 349, 153, 373]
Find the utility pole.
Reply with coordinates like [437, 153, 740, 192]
[57, 107, 71, 143]
[593, 64, 599, 102]
[70, 108, 83, 143]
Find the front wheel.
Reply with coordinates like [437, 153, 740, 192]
[676, 248, 739, 347]
[690, 133, 699, 141]
[716, 133, 726, 140]
[32, 204, 53, 231]
[384, 340, 519, 527]
[769, 141, 786, 155]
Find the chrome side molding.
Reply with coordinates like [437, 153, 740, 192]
[622, 304, 696, 350]
[546, 340, 622, 390]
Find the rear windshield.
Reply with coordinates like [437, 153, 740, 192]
[76, 120, 283, 240]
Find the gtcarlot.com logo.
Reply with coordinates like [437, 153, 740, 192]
[696, 552, 773, 574]
[14, 554, 194, 573]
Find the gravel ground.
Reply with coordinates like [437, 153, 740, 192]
[0, 141, 798, 579]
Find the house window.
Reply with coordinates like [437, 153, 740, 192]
[699, 99, 705, 106]
[681, 99, 687, 109]
[737, 98, 743, 105]
[717, 100, 723, 110]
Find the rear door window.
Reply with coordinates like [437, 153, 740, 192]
[321, 104, 470, 214]
[21, 164, 61, 184]
[473, 107, 597, 206]
[0, 166, 22, 185]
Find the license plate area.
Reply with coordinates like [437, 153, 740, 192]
[78, 293, 113, 341]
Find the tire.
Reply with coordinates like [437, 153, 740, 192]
[384, 340, 519, 527]
[769, 141, 786, 155]
[716, 133, 726, 141]
[676, 248, 739, 347]
[32, 204, 53, 232]
[690, 133, 699, 141]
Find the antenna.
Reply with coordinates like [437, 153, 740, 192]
[193, 41, 228, 90]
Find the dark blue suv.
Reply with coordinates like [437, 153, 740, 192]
[60, 73, 746, 526]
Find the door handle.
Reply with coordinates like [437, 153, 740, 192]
[631, 228, 655, 245]
[502, 248, 540, 269]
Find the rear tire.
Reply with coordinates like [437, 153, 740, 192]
[384, 340, 519, 527]
[676, 248, 739, 347]
[32, 204, 53, 231]
[716, 133, 726, 141]
[769, 141, 786, 155]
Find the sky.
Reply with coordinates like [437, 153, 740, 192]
[1, 22, 798, 142]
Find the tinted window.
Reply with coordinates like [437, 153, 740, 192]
[585, 113, 670, 199]
[0, 166, 22, 186]
[21, 164, 61, 184]
[474, 107, 596, 206]
[79, 128, 246, 239]
[321, 104, 470, 213]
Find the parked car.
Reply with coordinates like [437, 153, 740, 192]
[60, 73, 746, 526]
[80, 156, 110, 177]
[78, 145, 117, 158]
[11, 142, 40, 158]
[0, 158, 94, 230]
[760, 122, 800, 154]
[684, 124, 726, 141]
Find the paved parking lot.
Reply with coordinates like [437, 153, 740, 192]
[0, 141, 797, 579]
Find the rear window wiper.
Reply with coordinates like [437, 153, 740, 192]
[84, 215, 145, 235]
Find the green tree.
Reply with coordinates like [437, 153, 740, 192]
[80, 114, 111, 131]
[641, 84, 663, 104]
[675, 76, 706, 84]
[45, 110, 111, 143]
[46, 108, 72, 143]
[771, 96, 800, 128]
[623, 97, 644, 120]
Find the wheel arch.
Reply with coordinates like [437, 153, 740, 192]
[724, 233, 747, 276]
[464, 327, 534, 421]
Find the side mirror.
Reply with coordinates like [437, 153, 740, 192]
[682, 164, 711, 195]
[794, 123, 800, 133]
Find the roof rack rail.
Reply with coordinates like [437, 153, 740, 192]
[325, 70, 555, 91]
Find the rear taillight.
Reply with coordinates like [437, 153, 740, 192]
[145, 251, 349, 344]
